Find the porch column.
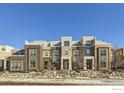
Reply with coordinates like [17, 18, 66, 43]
[92, 59, 95, 70]
[69, 58, 72, 70]
[83, 58, 87, 70]
[4, 59, 7, 70]
[61, 58, 63, 70]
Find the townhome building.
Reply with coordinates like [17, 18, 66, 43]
[0, 36, 113, 72]
[24, 36, 113, 72]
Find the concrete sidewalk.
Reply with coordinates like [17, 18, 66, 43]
[0, 78, 124, 85]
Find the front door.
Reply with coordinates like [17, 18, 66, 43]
[63, 59, 69, 69]
[44, 61, 48, 69]
[86, 59, 92, 70]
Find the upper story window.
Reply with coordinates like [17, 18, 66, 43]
[43, 51, 50, 57]
[64, 41, 70, 46]
[86, 48, 91, 55]
[53, 50, 59, 56]
[73, 50, 80, 56]
[86, 41, 92, 46]
[45, 51, 48, 56]
[86, 41, 92, 44]
[65, 50, 69, 55]
[119, 50, 123, 55]
[29, 49, 37, 56]
[100, 48, 108, 56]
[1, 47, 5, 51]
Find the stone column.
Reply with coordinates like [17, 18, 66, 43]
[92, 59, 95, 70]
[4, 59, 7, 71]
[69, 58, 72, 70]
[61, 58, 63, 70]
[83, 58, 87, 70]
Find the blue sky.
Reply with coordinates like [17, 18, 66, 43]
[0, 4, 124, 49]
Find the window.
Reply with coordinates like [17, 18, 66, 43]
[99, 48, 108, 68]
[11, 61, 22, 70]
[18, 63, 21, 69]
[43, 51, 50, 57]
[100, 61, 106, 67]
[65, 50, 68, 55]
[73, 50, 79, 56]
[100, 48, 108, 56]
[64, 41, 70, 46]
[100, 57, 107, 67]
[1, 48, 5, 51]
[86, 59, 92, 69]
[45, 51, 48, 56]
[53, 50, 59, 56]
[30, 60, 36, 68]
[11, 63, 14, 69]
[86, 41, 92, 45]
[29, 49, 37, 56]
[86, 48, 90, 55]
[119, 50, 122, 55]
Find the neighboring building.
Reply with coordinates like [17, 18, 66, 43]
[24, 36, 113, 72]
[12, 49, 25, 55]
[0, 45, 15, 53]
[113, 48, 124, 70]
[0, 45, 16, 71]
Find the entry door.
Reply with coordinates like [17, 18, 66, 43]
[44, 61, 48, 69]
[63, 59, 69, 69]
[86, 59, 92, 70]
